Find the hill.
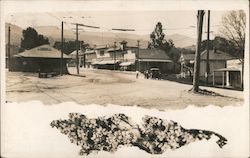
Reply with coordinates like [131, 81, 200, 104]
[5, 23, 23, 47]
[5, 23, 196, 48]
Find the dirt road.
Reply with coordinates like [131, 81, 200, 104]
[6, 68, 243, 109]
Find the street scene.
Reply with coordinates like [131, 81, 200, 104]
[5, 10, 245, 107]
[6, 68, 243, 109]
[2, 3, 248, 157]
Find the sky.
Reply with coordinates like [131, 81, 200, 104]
[5, 10, 230, 39]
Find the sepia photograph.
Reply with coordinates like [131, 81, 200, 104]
[1, 0, 249, 157]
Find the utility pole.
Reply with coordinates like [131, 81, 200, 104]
[137, 40, 140, 72]
[60, 21, 64, 75]
[206, 10, 210, 85]
[113, 41, 116, 70]
[83, 44, 86, 68]
[70, 22, 100, 74]
[76, 23, 79, 75]
[193, 10, 205, 92]
[8, 26, 11, 70]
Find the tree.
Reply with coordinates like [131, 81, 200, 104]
[53, 40, 89, 55]
[220, 10, 246, 62]
[148, 22, 165, 48]
[220, 10, 246, 88]
[20, 27, 49, 51]
[148, 22, 177, 61]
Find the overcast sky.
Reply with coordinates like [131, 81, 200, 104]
[6, 10, 231, 39]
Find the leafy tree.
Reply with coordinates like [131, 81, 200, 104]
[148, 22, 165, 48]
[53, 40, 89, 55]
[200, 36, 244, 60]
[20, 27, 49, 51]
[148, 22, 177, 61]
[168, 47, 181, 62]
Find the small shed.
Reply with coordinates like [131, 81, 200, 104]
[11, 44, 71, 74]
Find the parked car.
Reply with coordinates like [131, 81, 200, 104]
[149, 68, 161, 79]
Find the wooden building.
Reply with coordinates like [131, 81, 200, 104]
[180, 49, 235, 83]
[213, 59, 243, 89]
[10, 45, 71, 74]
[137, 49, 175, 73]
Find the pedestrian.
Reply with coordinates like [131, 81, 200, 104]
[143, 70, 147, 79]
[136, 71, 139, 79]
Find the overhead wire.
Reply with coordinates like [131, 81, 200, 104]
[44, 13, 219, 46]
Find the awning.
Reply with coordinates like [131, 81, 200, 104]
[92, 60, 120, 65]
[138, 59, 172, 62]
[213, 67, 241, 72]
[92, 61, 100, 65]
[120, 61, 135, 66]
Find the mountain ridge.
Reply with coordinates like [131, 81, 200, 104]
[6, 23, 196, 48]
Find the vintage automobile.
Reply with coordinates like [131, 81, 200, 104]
[149, 68, 161, 79]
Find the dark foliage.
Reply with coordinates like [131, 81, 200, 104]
[53, 40, 89, 55]
[20, 27, 49, 51]
[201, 36, 243, 60]
[148, 22, 180, 61]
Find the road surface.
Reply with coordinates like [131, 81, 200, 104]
[6, 68, 243, 109]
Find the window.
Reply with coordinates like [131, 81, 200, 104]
[100, 50, 104, 56]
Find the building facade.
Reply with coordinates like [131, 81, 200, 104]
[10, 45, 71, 75]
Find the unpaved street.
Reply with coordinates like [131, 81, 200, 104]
[6, 68, 243, 109]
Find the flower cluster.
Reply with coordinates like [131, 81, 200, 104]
[51, 113, 227, 155]
[51, 113, 138, 155]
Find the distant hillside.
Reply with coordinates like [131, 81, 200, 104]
[5, 23, 23, 46]
[34, 26, 149, 48]
[5, 23, 196, 48]
[166, 34, 196, 48]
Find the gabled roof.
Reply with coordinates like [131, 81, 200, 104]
[180, 49, 235, 61]
[200, 50, 235, 60]
[138, 49, 172, 61]
[16, 45, 71, 59]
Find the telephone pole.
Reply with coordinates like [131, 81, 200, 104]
[60, 21, 64, 75]
[193, 10, 205, 92]
[70, 22, 100, 74]
[206, 10, 210, 85]
[137, 40, 140, 72]
[113, 41, 116, 70]
[8, 26, 11, 70]
[83, 44, 86, 68]
[76, 23, 79, 75]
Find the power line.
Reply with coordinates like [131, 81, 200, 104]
[45, 12, 75, 34]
